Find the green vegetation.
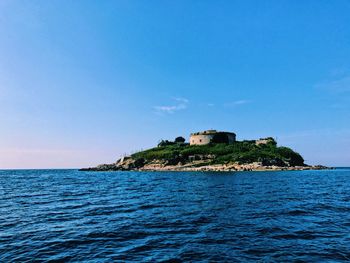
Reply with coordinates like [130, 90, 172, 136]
[132, 139, 305, 167]
[157, 136, 186, 147]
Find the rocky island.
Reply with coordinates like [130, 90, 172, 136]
[81, 130, 329, 172]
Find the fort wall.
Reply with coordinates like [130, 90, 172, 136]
[189, 130, 236, 146]
[190, 134, 215, 145]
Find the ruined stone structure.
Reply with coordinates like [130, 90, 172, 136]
[190, 130, 236, 146]
[255, 137, 276, 146]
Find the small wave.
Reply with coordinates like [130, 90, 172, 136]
[2, 169, 350, 262]
[285, 209, 310, 216]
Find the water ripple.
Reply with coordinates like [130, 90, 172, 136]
[1, 169, 350, 261]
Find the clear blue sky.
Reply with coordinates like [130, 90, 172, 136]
[1, 0, 350, 168]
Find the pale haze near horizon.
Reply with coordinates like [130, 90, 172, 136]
[1, 1, 350, 169]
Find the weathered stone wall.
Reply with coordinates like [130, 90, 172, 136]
[190, 132, 236, 145]
[190, 134, 214, 145]
[226, 133, 236, 143]
[255, 138, 275, 145]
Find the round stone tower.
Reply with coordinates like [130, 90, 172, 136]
[189, 130, 236, 145]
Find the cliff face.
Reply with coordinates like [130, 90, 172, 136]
[80, 139, 329, 172]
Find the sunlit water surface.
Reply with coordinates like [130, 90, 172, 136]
[1, 169, 350, 262]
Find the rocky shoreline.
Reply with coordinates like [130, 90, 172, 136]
[80, 157, 330, 172]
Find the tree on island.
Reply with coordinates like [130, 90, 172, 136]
[175, 136, 186, 143]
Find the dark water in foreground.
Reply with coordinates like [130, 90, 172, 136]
[1, 169, 350, 262]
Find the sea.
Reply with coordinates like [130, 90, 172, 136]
[1, 168, 350, 262]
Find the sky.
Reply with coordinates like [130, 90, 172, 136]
[1, 0, 350, 168]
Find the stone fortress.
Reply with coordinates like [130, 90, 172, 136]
[189, 130, 276, 146]
[190, 130, 236, 145]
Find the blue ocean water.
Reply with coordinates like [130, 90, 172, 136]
[1, 169, 350, 262]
